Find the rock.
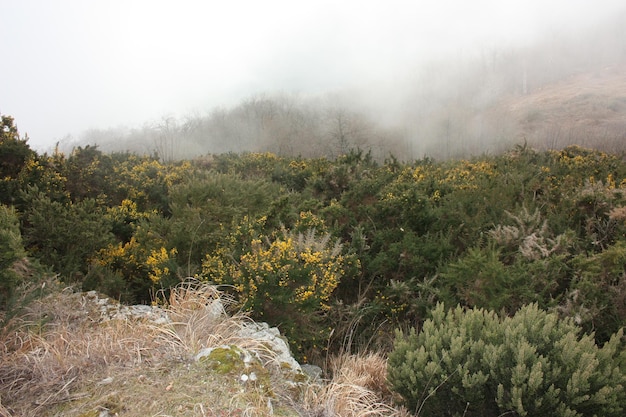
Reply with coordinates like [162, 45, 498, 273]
[237, 321, 302, 373]
[205, 299, 226, 320]
[301, 364, 323, 381]
[194, 346, 216, 362]
[83, 291, 170, 324]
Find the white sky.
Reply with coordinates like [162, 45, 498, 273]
[2, 0, 624, 151]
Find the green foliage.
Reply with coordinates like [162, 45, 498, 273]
[89, 211, 179, 303]
[0, 204, 26, 309]
[15, 152, 69, 207]
[64, 145, 107, 201]
[2, 111, 626, 377]
[440, 206, 577, 314]
[0, 114, 36, 206]
[388, 303, 626, 417]
[22, 190, 114, 280]
[82, 263, 128, 301]
[106, 155, 182, 213]
[166, 171, 284, 274]
[212, 151, 286, 179]
[565, 242, 626, 343]
[441, 245, 530, 312]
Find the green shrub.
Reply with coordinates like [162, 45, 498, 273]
[166, 172, 284, 272]
[388, 303, 626, 417]
[91, 214, 179, 303]
[82, 262, 129, 301]
[22, 191, 114, 280]
[565, 241, 626, 343]
[0, 114, 36, 206]
[0, 204, 26, 309]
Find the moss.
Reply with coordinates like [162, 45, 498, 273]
[202, 345, 245, 374]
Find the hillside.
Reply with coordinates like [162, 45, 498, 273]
[64, 60, 626, 162]
[3, 111, 626, 415]
[499, 63, 626, 152]
[60, 7, 626, 162]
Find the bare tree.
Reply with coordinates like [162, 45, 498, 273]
[324, 107, 372, 157]
[153, 115, 179, 162]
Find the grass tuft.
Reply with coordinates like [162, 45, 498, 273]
[299, 352, 409, 417]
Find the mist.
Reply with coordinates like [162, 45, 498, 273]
[2, 1, 626, 159]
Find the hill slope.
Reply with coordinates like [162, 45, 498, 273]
[501, 63, 626, 151]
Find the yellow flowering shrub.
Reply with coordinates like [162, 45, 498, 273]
[107, 156, 189, 212]
[548, 145, 622, 183]
[105, 199, 156, 242]
[204, 233, 342, 310]
[215, 152, 283, 178]
[91, 204, 177, 302]
[16, 155, 68, 201]
[145, 246, 176, 283]
[438, 159, 498, 190]
[201, 218, 359, 358]
[92, 228, 178, 302]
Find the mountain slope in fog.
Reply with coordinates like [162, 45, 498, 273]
[63, 10, 626, 161]
[65, 60, 626, 162]
[498, 63, 626, 152]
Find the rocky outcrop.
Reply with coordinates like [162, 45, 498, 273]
[83, 289, 310, 380]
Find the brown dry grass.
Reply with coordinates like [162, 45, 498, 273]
[0, 279, 405, 417]
[298, 352, 409, 417]
[0, 280, 175, 416]
[155, 281, 291, 374]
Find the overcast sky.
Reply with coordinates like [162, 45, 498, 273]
[2, 0, 625, 151]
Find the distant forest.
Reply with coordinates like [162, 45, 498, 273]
[59, 10, 626, 161]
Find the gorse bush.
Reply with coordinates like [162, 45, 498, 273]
[565, 241, 626, 343]
[166, 171, 284, 271]
[201, 214, 360, 360]
[0, 204, 26, 309]
[440, 207, 574, 314]
[90, 215, 179, 303]
[388, 303, 626, 417]
[0, 115, 36, 207]
[22, 191, 114, 280]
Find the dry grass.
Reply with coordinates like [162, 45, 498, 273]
[299, 352, 409, 417]
[0, 279, 406, 417]
[156, 281, 288, 371]
[0, 281, 174, 416]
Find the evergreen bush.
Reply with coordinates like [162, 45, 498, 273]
[0, 204, 26, 309]
[388, 303, 626, 417]
[22, 192, 114, 280]
[566, 241, 626, 343]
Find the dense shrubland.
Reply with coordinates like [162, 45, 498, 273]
[2, 113, 626, 414]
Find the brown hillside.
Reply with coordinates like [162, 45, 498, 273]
[500, 63, 626, 152]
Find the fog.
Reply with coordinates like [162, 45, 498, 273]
[2, 0, 625, 158]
